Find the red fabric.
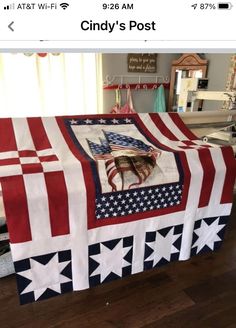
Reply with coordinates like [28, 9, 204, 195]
[1, 175, 32, 243]
[220, 146, 236, 204]
[28, 118, 52, 150]
[111, 103, 135, 114]
[169, 113, 198, 140]
[37, 53, 47, 57]
[110, 88, 136, 114]
[198, 148, 216, 208]
[149, 113, 179, 141]
[0, 158, 20, 166]
[0, 118, 17, 152]
[44, 171, 70, 237]
[21, 163, 43, 174]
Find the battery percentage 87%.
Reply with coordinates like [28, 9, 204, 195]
[191, 3, 216, 9]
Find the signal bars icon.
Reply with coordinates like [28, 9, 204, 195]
[60, 2, 69, 10]
[4, 3, 14, 10]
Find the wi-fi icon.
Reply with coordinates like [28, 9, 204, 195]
[60, 2, 69, 10]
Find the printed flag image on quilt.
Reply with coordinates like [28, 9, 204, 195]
[0, 113, 235, 304]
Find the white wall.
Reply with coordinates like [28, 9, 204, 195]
[203, 54, 232, 111]
[102, 53, 232, 113]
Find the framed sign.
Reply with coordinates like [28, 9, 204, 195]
[128, 54, 157, 73]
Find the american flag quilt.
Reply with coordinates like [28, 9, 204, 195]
[0, 113, 235, 304]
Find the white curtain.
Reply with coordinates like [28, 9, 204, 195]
[0, 53, 103, 117]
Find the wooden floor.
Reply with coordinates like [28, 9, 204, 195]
[1, 199, 236, 328]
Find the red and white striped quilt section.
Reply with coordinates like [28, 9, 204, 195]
[0, 113, 235, 304]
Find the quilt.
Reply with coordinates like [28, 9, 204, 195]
[0, 113, 235, 304]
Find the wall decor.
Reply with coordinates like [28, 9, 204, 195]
[128, 54, 157, 73]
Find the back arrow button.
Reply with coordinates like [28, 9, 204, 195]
[8, 21, 14, 32]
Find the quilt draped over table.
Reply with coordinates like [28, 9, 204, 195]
[0, 113, 235, 304]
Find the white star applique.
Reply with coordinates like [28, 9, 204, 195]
[146, 227, 180, 266]
[18, 253, 71, 300]
[192, 217, 224, 254]
[90, 240, 132, 282]
[84, 119, 93, 124]
[69, 119, 78, 125]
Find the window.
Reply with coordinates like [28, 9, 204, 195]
[0, 53, 103, 117]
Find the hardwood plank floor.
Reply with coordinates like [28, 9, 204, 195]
[0, 198, 236, 328]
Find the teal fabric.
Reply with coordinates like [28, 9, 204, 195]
[153, 84, 166, 113]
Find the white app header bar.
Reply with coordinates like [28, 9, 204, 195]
[0, 0, 235, 49]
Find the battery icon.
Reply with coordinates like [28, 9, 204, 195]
[218, 2, 232, 9]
